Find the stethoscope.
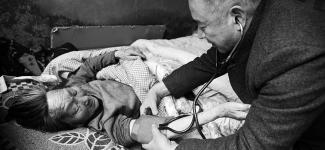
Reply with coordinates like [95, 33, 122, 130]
[158, 18, 244, 139]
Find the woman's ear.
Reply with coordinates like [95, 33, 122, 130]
[230, 5, 247, 31]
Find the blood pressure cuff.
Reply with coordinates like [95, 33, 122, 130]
[131, 115, 173, 144]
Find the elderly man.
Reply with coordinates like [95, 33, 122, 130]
[141, 0, 325, 150]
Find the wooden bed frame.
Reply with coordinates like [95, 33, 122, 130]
[50, 25, 166, 50]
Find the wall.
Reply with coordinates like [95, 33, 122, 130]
[35, 0, 192, 25]
[0, 0, 192, 49]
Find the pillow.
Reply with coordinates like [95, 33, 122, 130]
[0, 75, 59, 123]
[42, 46, 127, 81]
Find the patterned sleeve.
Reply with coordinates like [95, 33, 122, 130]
[66, 51, 118, 86]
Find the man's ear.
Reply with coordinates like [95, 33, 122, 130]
[229, 5, 247, 31]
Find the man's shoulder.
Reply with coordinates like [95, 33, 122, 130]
[250, 0, 324, 63]
[247, 0, 325, 84]
[256, 0, 324, 52]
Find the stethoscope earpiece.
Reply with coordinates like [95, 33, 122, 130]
[235, 17, 243, 34]
[235, 17, 240, 24]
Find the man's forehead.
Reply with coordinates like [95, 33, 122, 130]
[189, 0, 215, 23]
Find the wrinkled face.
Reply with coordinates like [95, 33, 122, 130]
[189, 0, 238, 53]
[46, 86, 100, 127]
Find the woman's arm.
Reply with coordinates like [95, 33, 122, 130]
[67, 47, 146, 86]
[165, 102, 250, 139]
[66, 51, 118, 86]
[132, 102, 250, 144]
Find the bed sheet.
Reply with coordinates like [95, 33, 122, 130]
[1, 35, 243, 150]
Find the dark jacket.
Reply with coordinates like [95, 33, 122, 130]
[163, 0, 325, 149]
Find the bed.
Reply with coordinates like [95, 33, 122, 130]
[0, 34, 243, 150]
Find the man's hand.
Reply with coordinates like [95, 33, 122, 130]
[115, 47, 146, 60]
[142, 124, 178, 150]
[140, 82, 170, 115]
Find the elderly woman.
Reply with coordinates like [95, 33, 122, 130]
[7, 48, 250, 147]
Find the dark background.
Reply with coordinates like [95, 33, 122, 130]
[0, 0, 193, 50]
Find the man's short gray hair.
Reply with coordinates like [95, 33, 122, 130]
[197, 0, 261, 22]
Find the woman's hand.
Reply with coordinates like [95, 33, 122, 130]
[115, 47, 146, 60]
[217, 102, 251, 120]
[141, 82, 171, 115]
[140, 89, 161, 115]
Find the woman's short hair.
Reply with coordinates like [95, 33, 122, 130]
[7, 85, 74, 132]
